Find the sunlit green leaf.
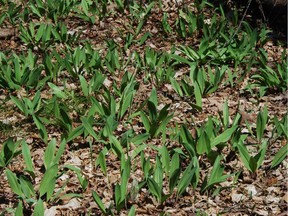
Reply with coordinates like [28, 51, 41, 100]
[271, 144, 288, 169]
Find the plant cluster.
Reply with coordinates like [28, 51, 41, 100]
[0, 0, 287, 215]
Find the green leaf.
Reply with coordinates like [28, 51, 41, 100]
[79, 75, 89, 97]
[169, 168, 180, 193]
[81, 117, 98, 139]
[33, 199, 44, 216]
[109, 135, 123, 158]
[149, 88, 158, 108]
[19, 175, 35, 198]
[170, 54, 191, 66]
[128, 205, 136, 216]
[197, 131, 211, 155]
[53, 139, 66, 165]
[39, 164, 58, 200]
[177, 162, 194, 196]
[0, 138, 20, 167]
[140, 111, 151, 132]
[202, 155, 233, 192]
[236, 142, 251, 172]
[48, 82, 67, 99]
[114, 184, 123, 210]
[211, 125, 238, 148]
[159, 146, 170, 175]
[271, 144, 288, 168]
[22, 141, 34, 176]
[131, 144, 147, 159]
[147, 177, 162, 202]
[67, 125, 84, 142]
[32, 115, 48, 143]
[154, 156, 163, 188]
[15, 201, 23, 216]
[35, 24, 45, 42]
[130, 133, 149, 145]
[10, 96, 27, 116]
[44, 139, 56, 169]
[249, 156, 257, 173]
[6, 169, 22, 198]
[222, 100, 229, 128]
[119, 91, 134, 120]
[256, 106, 268, 141]
[194, 82, 202, 109]
[95, 151, 107, 175]
[92, 191, 107, 214]
[255, 140, 268, 170]
[120, 156, 131, 201]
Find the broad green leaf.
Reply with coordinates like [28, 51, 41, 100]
[201, 155, 233, 192]
[149, 88, 158, 107]
[67, 125, 84, 142]
[79, 75, 89, 97]
[109, 135, 124, 158]
[154, 156, 163, 188]
[223, 100, 229, 128]
[53, 139, 67, 165]
[120, 157, 131, 201]
[170, 153, 180, 176]
[130, 133, 149, 145]
[197, 131, 211, 155]
[236, 142, 251, 172]
[44, 139, 56, 169]
[6, 169, 22, 198]
[256, 106, 268, 141]
[147, 177, 162, 202]
[15, 201, 23, 216]
[194, 82, 202, 109]
[48, 82, 67, 99]
[22, 141, 34, 176]
[131, 144, 147, 159]
[19, 175, 35, 198]
[119, 91, 134, 119]
[128, 205, 136, 216]
[271, 144, 288, 168]
[10, 96, 27, 116]
[191, 156, 200, 188]
[169, 168, 180, 193]
[39, 164, 58, 200]
[255, 140, 268, 170]
[140, 111, 151, 132]
[159, 146, 170, 175]
[156, 114, 173, 137]
[95, 151, 107, 175]
[249, 156, 257, 173]
[115, 184, 123, 210]
[33, 199, 44, 216]
[81, 117, 98, 139]
[92, 191, 107, 214]
[147, 101, 157, 123]
[208, 156, 223, 183]
[180, 125, 195, 147]
[211, 125, 238, 148]
[177, 162, 193, 196]
[35, 24, 45, 42]
[32, 115, 48, 143]
[1, 138, 20, 167]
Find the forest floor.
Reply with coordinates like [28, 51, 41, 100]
[0, 0, 287, 215]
